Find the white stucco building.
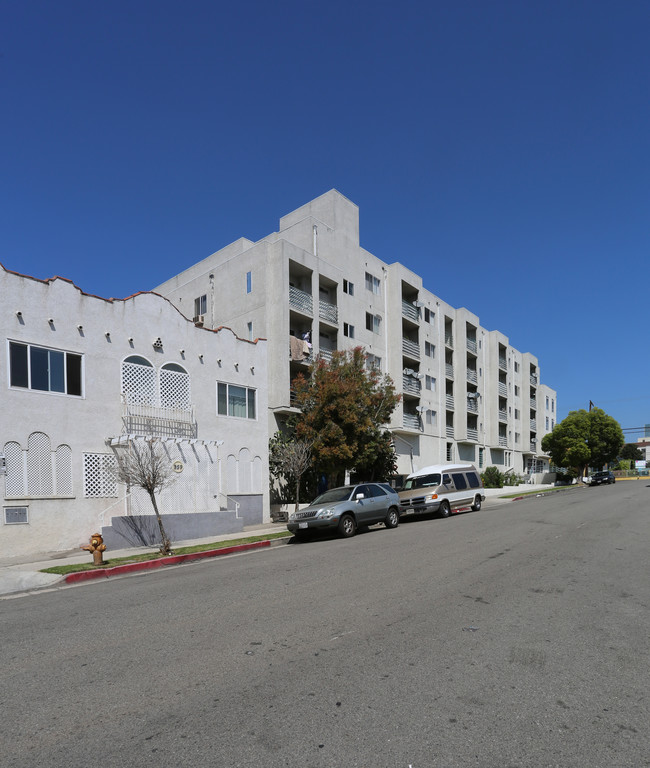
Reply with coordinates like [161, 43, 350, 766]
[155, 190, 557, 481]
[1, 264, 269, 560]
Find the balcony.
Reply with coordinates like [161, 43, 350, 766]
[289, 285, 313, 315]
[467, 399, 478, 413]
[530, 441, 537, 452]
[530, 397, 537, 409]
[121, 397, 197, 439]
[498, 435, 508, 447]
[445, 333, 454, 348]
[319, 299, 338, 324]
[498, 409, 508, 422]
[403, 413, 421, 430]
[467, 338, 477, 354]
[467, 369, 478, 385]
[401, 300, 419, 322]
[402, 375, 421, 395]
[466, 428, 478, 441]
[445, 363, 454, 379]
[319, 343, 337, 362]
[402, 338, 420, 359]
[445, 394, 454, 409]
[498, 382, 507, 397]
[498, 357, 507, 371]
[530, 374, 538, 385]
[446, 425, 454, 438]
[530, 419, 537, 431]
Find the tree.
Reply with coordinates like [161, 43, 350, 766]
[269, 434, 313, 519]
[541, 408, 624, 479]
[292, 347, 400, 486]
[619, 443, 644, 462]
[112, 439, 176, 555]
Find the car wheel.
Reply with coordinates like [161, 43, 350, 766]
[385, 507, 400, 529]
[471, 495, 482, 512]
[439, 500, 451, 518]
[338, 514, 356, 538]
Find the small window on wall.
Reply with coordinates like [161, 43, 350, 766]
[426, 409, 437, 426]
[366, 354, 381, 371]
[365, 272, 381, 295]
[246, 271, 252, 293]
[343, 279, 354, 296]
[425, 375, 436, 391]
[425, 342, 435, 358]
[9, 342, 83, 396]
[343, 323, 355, 338]
[194, 295, 207, 317]
[424, 308, 434, 324]
[4, 506, 28, 525]
[365, 313, 381, 334]
[217, 382, 257, 419]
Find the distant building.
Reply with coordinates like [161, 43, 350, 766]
[1, 265, 269, 560]
[156, 190, 558, 480]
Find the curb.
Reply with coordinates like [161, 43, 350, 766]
[63, 539, 282, 585]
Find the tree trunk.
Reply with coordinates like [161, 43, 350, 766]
[148, 490, 172, 555]
[294, 476, 301, 516]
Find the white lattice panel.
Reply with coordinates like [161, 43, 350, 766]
[27, 432, 53, 496]
[3, 442, 24, 496]
[83, 453, 117, 498]
[238, 448, 251, 492]
[160, 368, 191, 409]
[121, 361, 156, 405]
[55, 445, 73, 496]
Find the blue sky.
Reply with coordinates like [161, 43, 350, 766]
[2, 1, 649, 436]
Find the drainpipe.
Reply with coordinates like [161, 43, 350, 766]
[209, 273, 215, 329]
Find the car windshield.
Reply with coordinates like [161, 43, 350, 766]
[311, 487, 354, 505]
[403, 473, 441, 490]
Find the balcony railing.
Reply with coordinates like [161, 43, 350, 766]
[530, 441, 537, 452]
[402, 338, 420, 359]
[530, 419, 537, 431]
[467, 369, 478, 384]
[445, 394, 454, 409]
[499, 436, 508, 447]
[445, 363, 454, 379]
[402, 375, 421, 395]
[319, 344, 336, 362]
[530, 397, 537, 409]
[467, 399, 478, 413]
[530, 374, 538, 385]
[467, 338, 477, 354]
[466, 428, 478, 441]
[289, 285, 313, 314]
[446, 425, 455, 438]
[498, 409, 508, 422]
[121, 397, 197, 439]
[498, 357, 507, 371]
[319, 299, 338, 324]
[445, 334, 454, 348]
[403, 413, 420, 430]
[498, 382, 507, 397]
[401, 300, 419, 322]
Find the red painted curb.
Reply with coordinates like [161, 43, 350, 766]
[64, 540, 271, 585]
[511, 495, 525, 501]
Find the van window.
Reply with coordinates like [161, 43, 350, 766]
[404, 473, 441, 490]
[451, 473, 467, 489]
[467, 472, 480, 488]
[442, 474, 451, 485]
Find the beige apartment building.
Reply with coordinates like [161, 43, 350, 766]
[156, 190, 557, 481]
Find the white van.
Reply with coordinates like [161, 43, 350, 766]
[398, 463, 485, 517]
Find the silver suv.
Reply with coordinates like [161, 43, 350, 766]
[287, 483, 401, 538]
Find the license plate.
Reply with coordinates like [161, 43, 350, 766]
[298, 522, 308, 529]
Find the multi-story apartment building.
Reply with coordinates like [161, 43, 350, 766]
[156, 190, 557, 481]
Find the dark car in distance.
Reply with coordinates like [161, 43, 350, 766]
[287, 482, 401, 538]
[588, 470, 616, 486]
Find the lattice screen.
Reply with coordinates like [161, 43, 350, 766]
[121, 361, 156, 405]
[3, 442, 24, 496]
[83, 453, 117, 498]
[27, 432, 53, 496]
[160, 368, 191, 409]
[55, 445, 73, 496]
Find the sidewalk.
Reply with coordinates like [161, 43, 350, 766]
[0, 484, 561, 598]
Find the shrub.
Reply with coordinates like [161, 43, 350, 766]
[481, 466, 504, 488]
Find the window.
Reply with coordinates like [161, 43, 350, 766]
[446, 443, 453, 462]
[424, 308, 434, 324]
[343, 323, 355, 338]
[122, 355, 156, 405]
[425, 375, 436, 391]
[426, 409, 437, 426]
[365, 312, 381, 334]
[343, 279, 354, 296]
[552, 400, 555, 413]
[4, 506, 28, 525]
[478, 447, 484, 469]
[514, 385, 520, 396]
[194, 294, 207, 317]
[366, 354, 381, 371]
[514, 361, 519, 372]
[425, 341, 435, 358]
[467, 472, 480, 489]
[515, 432, 520, 444]
[514, 408, 520, 419]
[452, 473, 467, 490]
[246, 271, 252, 293]
[365, 271, 381, 295]
[217, 383, 256, 419]
[247, 322, 253, 341]
[160, 363, 190, 408]
[546, 417, 550, 430]
[545, 396, 550, 409]
[9, 342, 83, 396]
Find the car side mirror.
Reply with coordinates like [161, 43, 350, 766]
[355, 493, 365, 501]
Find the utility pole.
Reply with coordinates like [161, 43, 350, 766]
[589, 400, 595, 411]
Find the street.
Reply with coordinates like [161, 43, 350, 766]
[1, 482, 649, 767]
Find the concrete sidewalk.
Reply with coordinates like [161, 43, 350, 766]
[0, 483, 562, 598]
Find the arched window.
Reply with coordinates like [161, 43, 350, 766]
[160, 363, 191, 409]
[121, 356, 156, 405]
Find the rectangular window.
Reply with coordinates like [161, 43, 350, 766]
[343, 279, 354, 296]
[426, 409, 437, 426]
[514, 385, 520, 396]
[545, 396, 549, 409]
[246, 271, 252, 293]
[425, 341, 435, 358]
[343, 323, 355, 338]
[478, 447, 484, 469]
[9, 342, 83, 396]
[247, 322, 253, 341]
[365, 272, 381, 295]
[194, 294, 207, 317]
[366, 354, 382, 371]
[365, 313, 381, 334]
[4, 506, 28, 525]
[546, 416, 550, 430]
[514, 361, 520, 372]
[217, 382, 257, 419]
[425, 375, 436, 391]
[424, 308, 434, 324]
[514, 408, 520, 419]
[515, 432, 520, 444]
[452, 472, 467, 490]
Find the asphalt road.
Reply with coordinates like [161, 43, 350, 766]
[1, 482, 649, 768]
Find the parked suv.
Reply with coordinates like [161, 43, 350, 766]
[587, 470, 615, 486]
[287, 483, 401, 538]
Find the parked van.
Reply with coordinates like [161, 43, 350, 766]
[398, 463, 485, 517]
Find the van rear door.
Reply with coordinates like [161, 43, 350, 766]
[450, 472, 472, 508]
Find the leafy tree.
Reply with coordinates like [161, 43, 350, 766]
[292, 347, 400, 486]
[269, 432, 313, 518]
[112, 439, 176, 555]
[619, 443, 643, 462]
[541, 408, 624, 478]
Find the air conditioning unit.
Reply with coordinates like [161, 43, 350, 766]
[193, 314, 205, 325]
[403, 368, 414, 376]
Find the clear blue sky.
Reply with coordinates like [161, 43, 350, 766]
[3, 1, 649, 436]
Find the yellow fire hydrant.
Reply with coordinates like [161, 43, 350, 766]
[82, 533, 107, 566]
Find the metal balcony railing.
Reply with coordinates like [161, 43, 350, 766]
[445, 394, 454, 409]
[401, 300, 419, 322]
[445, 334, 454, 348]
[498, 357, 507, 371]
[498, 382, 507, 397]
[466, 428, 478, 441]
[446, 425, 455, 438]
[530, 398, 537, 409]
[530, 442, 537, 452]
[530, 419, 537, 431]
[402, 338, 420, 359]
[498, 409, 508, 422]
[319, 344, 336, 362]
[403, 413, 420, 430]
[467, 369, 478, 384]
[121, 398, 197, 439]
[499, 436, 508, 447]
[467, 338, 477, 354]
[530, 374, 538, 385]
[467, 399, 478, 413]
[402, 375, 421, 395]
[445, 363, 454, 379]
[318, 299, 338, 324]
[289, 285, 313, 314]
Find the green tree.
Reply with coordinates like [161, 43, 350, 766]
[292, 347, 400, 485]
[619, 443, 643, 462]
[541, 408, 624, 479]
